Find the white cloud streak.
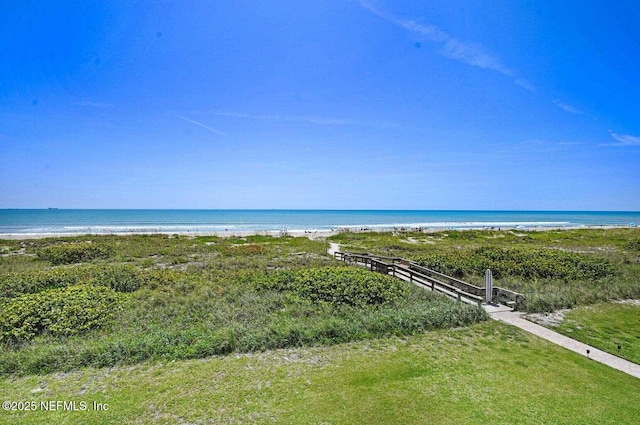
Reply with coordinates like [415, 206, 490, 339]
[608, 132, 640, 147]
[178, 116, 226, 136]
[439, 38, 512, 75]
[553, 100, 582, 114]
[192, 111, 356, 126]
[358, 0, 534, 91]
[515, 78, 537, 93]
[74, 100, 115, 108]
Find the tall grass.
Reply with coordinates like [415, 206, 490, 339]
[329, 228, 640, 313]
[0, 234, 487, 375]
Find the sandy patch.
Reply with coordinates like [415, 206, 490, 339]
[402, 237, 436, 245]
[524, 309, 572, 327]
[614, 299, 640, 306]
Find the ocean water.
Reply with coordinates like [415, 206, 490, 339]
[1, 210, 639, 237]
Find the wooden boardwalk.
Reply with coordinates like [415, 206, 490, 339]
[330, 246, 640, 379]
[332, 250, 522, 308]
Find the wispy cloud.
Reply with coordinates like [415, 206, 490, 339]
[439, 38, 512, 75]
[606, 132, 640, 147]
[178, 116, 226, 136]
[515, 78, 537, 93]
[358, 0, 534, 90]
[553, 100, 582, 114]
[491, 139, 586, 157]
[73, 100, 115, 108]
[191, 111, 356, 126]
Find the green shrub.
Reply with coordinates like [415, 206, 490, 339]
[138, 268, 181, 289]
[91, 264, 141, 293]
[411, 251, 471, 278]
[222, 244, 264, 256]
[414, 247, 615, 281]
[627, 239, 640, 251]
[0, 267, 92, 300]
[0, 264, 144, 299]
[0, 285, 123, 344]
[260, 267, 408, 307]
[36, 243, 113, 265]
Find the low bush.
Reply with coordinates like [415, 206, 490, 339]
[626, 239, 640, 251]
[1, 264, 147, 299]
[92, 264, 141, 293]
[414, 247, 616, 281]
[138, 268, 181, 289]
[0, 289, 489, 375]
[222, 244, 264, 256]
[0, 267, 92, 300]
[259, 266, 408, 307]
[36, 242, 113, 265]
[0, 285, 123, 344]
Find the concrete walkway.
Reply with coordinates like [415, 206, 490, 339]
[485, 306, 640, 379]
[329, 245, 640, 379]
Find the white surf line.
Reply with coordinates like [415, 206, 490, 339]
[485, 308, 640, 379]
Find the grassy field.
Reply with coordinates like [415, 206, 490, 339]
[553, 301, 640, 364]
[1, 321, 638, 425]
[2, 229, 639, 424]
[0, 234, 486, 375]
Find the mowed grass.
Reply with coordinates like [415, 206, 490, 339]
[1, 321, 638, 425]
[554, 302, 640, 364]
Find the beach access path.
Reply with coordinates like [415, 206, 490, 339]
[327, 242, 640, 379]
[327, 242, 341, 257]
[484, 305, 640, 379]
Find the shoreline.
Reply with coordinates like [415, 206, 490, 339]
[1, 225, 637, 240]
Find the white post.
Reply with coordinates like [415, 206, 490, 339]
[485, 269, 493, 304]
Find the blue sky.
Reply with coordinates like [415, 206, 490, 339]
[1, 0, 639, 210]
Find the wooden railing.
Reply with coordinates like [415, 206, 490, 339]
[334, 251, 524, 309]
[334, 252, 483, 307]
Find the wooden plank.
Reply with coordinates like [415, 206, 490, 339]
[336, 251, 486, 306]
[394, 264, 483, 304]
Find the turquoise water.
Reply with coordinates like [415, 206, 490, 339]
[1, 210, 639, 236]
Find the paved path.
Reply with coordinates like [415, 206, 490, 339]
[485, 307, 640, 379]
[329, 245, 640, 379]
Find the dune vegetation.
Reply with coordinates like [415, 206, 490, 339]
[1, 228, 639, 424]
[0, 234, 486, 375]
[329, 228, 640, 312]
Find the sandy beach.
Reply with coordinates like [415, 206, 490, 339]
[0, 225, 636, 240]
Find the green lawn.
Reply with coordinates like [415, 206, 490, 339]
[1, 321, 639, 425]
[554, 301, 640, 364]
